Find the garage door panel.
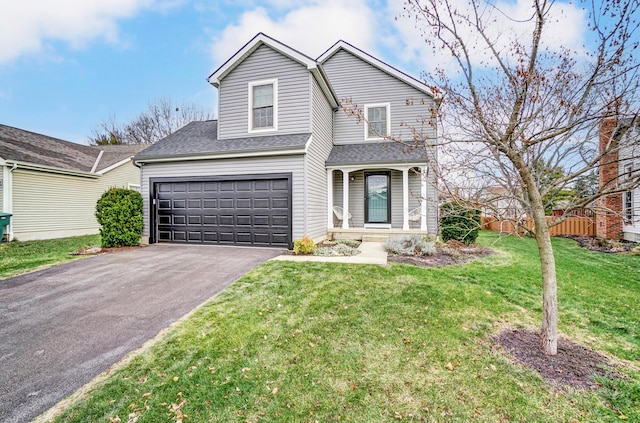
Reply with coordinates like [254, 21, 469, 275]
[254, 198, 270, 208]
[236, 198, 252, 208]
[188, 231, 202, 241]
[219, 215, 234, 225]
[271, 198, 289, 209]
[188, 215, 201, 225]
[155, 176, 291, 247]
[187, 199, 202, 208]
[236, 215, 251, 226]
[272, 180, 289, 190]
[203, 215, 217, 225]
[219, 198, 234, 208]
[203, 199, 218, 208]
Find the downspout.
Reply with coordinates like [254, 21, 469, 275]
[3, 163, 17, 240]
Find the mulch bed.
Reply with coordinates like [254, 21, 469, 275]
[493, 329, 624, 390]
[388, 242, 495, 267]
[561, 235, 636, 254]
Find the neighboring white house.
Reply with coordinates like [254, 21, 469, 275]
[0, 124, 144, 241]
[134, 33, 440, 247]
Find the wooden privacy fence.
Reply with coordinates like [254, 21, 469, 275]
[482, 216, 596, 237]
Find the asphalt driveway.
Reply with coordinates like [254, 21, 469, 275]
[0, 243, 282, 423]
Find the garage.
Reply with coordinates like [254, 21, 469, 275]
[152, 174, 291, 247]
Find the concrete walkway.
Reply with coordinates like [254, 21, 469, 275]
[272, 241, 387, 265]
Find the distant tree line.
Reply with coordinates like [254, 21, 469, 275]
[89, 97, 214, 145]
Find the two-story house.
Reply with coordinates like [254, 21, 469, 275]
[134, 33, 439, 247]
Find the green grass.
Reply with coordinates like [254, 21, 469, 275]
[53, 232, 639, 422]
[0, 234, 100, 279]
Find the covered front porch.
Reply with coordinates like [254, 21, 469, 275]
[326, 166, 436, 236]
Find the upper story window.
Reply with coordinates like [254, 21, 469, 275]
[364, 103, 390, 140]
[249, 79, 278, 132]
[624, 163, 634, 224]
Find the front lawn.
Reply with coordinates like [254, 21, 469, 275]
[0, 234, 100, 279]
[53, 232, 639, 422]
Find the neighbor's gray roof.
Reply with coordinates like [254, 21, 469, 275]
[0, 124, 144, 173]
[326, 142, 427, 166]
[134, 120, 311, 161]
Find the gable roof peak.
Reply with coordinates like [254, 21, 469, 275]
[207, 32, 318, 87]
[207, 33, 338, 108]
[317, 40, 439, 100]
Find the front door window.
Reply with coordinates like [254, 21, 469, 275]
[365, 172, 390, 223]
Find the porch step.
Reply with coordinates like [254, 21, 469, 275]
[362, 234, 389, 243]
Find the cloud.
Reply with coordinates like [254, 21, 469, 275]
[389, 0, 587, 74]
[0, 0, 164, 64]
[209, 0, 378, 67]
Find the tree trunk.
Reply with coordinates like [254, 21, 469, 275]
[531, 207, 558, 355]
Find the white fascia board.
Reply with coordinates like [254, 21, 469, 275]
[96, 156, 134, 175]
[317, 41, 439, 100]
[326, 162, 426, 172]
[134, 148, 306, 165]
[208, 33, 319, 86]
[310, 66, 339, 109]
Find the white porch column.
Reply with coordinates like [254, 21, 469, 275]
[402, 168, 409, 230]
[342, 170, 350, 229]
[327, 169, 334, 229]
[421, 166, 428, 231]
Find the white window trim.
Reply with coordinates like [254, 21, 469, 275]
[248, 79, 278, 133]
[364, 103, 391, 141]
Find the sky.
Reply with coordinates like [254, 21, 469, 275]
[0, 0, 588, 145]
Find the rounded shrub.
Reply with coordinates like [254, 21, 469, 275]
[440, 202, 482, 245]
[293, 236, 316, 255]
[95, 188, 144, 248]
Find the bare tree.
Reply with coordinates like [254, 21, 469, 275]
[398, 0, 640, 355]
[88, 97, 215, 145]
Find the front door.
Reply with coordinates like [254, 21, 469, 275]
[365, 171, 391, 224]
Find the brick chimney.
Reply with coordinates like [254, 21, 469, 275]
[596, 118, 623, 239]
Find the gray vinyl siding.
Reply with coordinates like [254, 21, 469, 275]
[304, 76, 334, 239]
[218, 44, 311, 139]
[322, 49, 437, 146]
[140, 155, 305, 240]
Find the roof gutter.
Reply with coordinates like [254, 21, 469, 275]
[135, 147, 306, 165]
[4, 160, 100, 178]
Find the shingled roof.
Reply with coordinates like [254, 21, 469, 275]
[0, 124, 144, 173]
[326, 142, 427, 166]
[134, 120, 311, 161]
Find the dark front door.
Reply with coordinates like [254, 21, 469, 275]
[365, 171, 391, 224]
[152, 174, 291, 247]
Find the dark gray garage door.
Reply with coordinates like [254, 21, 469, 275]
[153, 174, 291, 247]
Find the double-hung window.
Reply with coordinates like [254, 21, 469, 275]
[624, 164, 634, 224]
[364, 103, 390, 140]
[249, 79, 277, 131]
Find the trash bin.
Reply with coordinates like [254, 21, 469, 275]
[0, 213, 12, 242]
